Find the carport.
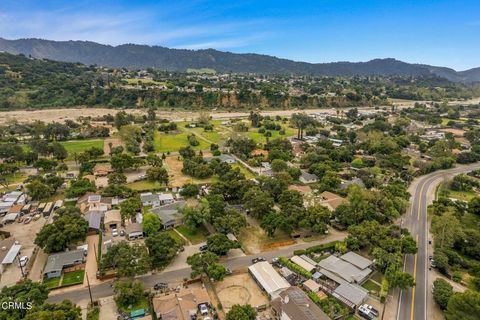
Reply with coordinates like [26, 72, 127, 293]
[1, 243, 22, 272]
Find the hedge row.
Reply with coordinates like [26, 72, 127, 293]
[306, 240, 341, 254]
[380, 278, 389, 303]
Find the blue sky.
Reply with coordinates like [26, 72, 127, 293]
[1, 0, 479, 70]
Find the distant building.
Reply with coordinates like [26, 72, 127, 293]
[271, 286, 330, 320]
[318, 251, 373, 284]
[204, 154, 236, 164]
[299, 171, 319, 184]
[152, 287, 211, 320]
[318, 191, 347, 211]
[104, 210, 121, 231]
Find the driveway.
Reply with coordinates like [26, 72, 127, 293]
[85, 234, 101, 286]
[163, 243, 204, 272]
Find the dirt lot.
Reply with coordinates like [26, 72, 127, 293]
[164, 155, 213, 188]
[0, 215, 49, 287]
[215, 273, 269, 313]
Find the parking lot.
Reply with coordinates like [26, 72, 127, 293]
[0, 214, 49, 287]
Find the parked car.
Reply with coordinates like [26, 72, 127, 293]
[23, 217, 32, 224]
[252, 257, 266, 264]
[358, 304, 375, 320]
[199, 244, 208, 252]
[154, 282, 168, 290]
[199, 304, 209, 316]
[225, 268, 232, 275]
[18, 256, 28, 267]
[112, 229, 118, 237]
[119, 230, 125, 237]
[32, 214, 41, 221]
[362, 304, 379, 317]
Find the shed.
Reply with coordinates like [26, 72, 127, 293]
[2, 213, 18, 224]
[104, 210, 121, 230]
[126, 223, 143, 240]
[290, 255, 316, 272]
[1, 244, 22, 265]
[302, 279, 320, 293]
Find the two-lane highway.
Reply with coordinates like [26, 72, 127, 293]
[397, 163, 480, 320]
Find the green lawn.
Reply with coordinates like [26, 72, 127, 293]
[43, 277, 61, 289]
[123, 78, 167, 86]
[127, 180, 163, 191]
[176, 225, 209, 244]
[231, 163, 256, 179]
[246, 125, 296, 144]
[153, 130, 210, 153]
[164, 230, 187, 246]
[188, 127, 226, 144]
[60, 139, 104, 155]
[362, 279, 381, 293]
[447, 189, 477, 202]
[61, 270, 85, 286]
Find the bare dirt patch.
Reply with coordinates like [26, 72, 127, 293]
[163, 155, 213, 188]
[215, 273, 269, 312]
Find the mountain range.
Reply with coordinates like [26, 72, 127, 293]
[1, 37, 479, 82]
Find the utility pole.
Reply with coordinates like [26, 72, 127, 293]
[17, 256, 26, 279]
[86, 272, 93, 305]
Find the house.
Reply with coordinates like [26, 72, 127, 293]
[93, 163, 113, 176]
[84, 210, 103, 231]
[158, 193, 175, 205]
[104, 210, 121, 231]
[299, 171, 319, 184]
[126, 223, 143, 240]
[271, 287, 330, 320]
[339, 178, 365, 190]
[140, 192, 160, 207]
[43, 249, 85, 279]
[333, 282, 369, 307]
[152, 287, 211, 320]
[76, 193, 112, 213]
[64, 171, 78, 180]
[302, 279, 320, 293]
[319, 191, 347, 211]
[151, 207, 183, 229]
[248, 261, 291, 299]
[204, 154, 237, 164]
[318, 251, 373, 284]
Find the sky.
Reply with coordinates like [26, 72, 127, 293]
[0, 0, 479, 70]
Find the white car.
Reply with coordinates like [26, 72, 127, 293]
[199, 304, 209, 316]
[112, 229, 118, 237]
[18, 256, 28, 267]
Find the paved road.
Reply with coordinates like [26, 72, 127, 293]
[397, 163, 480, 320]
[48, 233, 346, 304]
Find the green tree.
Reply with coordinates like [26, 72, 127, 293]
[120, 197, 142, 221]
[271, 159, 288, 172]
[206, 263, 227, 281]
[186, 252, 220, 278]
[34, 211, 88, 253]
[145, 232, 181, 268]
[0, 280, 49, 320]
[142, 213, 162, 237]
[226, 304, 257, 320]
[179, 183, 200, 198]
[206, 233, 240, 255]
[433, 278, 453, 310]
[26, 180, 54, 200]
[101, 242, 151, 277]
[181, 206, 209, 229]
[445, 290, 480, 320]
[25, 300, 81, 320]
[146, 166, 169, 185]
[49, 142, 68, 161]
[113, 280, 144, 309]
[242, 187, 274, 219]
[64, 178, 96, 198]
[107, 172, 127, 185]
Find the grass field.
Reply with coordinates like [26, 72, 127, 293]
[60, 139, 104, 155]
[246, 125, 296, 144]
[231, 163, 255, 179]
[127, 180, 163, 191]
[117, 296, 149, 314]
[61, 270, 85, 286]
[362, 279, 381, 293]
[43, 277, 61, 289]
[164, 230, 186, 246]
[153, 131, 210, 153]
[176, 225, 209, 244]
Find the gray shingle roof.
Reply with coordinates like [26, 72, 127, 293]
[333, 282, 368, 306]
[44, 249, 85, 275]
[340, 252, 373, 270]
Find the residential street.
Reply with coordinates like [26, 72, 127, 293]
[47, 233, 346, 304]
[394, 163, 480, 320]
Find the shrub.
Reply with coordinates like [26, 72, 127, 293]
[380, 278, 389, 303]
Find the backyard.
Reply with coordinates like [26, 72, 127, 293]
[176, 225, 209, 244]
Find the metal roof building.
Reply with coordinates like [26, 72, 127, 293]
[44, 249, 85, 279]
[1, 244, 22, 265]
[248, 261, 290, 299]
[333, 282, 369, 307]
[290, 255, 316, 272]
